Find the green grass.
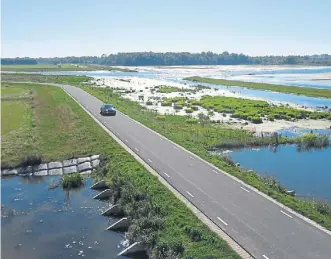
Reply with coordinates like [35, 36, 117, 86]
[1, 82, 239, 258]
[157, 85, 195, 93]
[192, 95, 331, 123]
[185, 76, 331, 99]
[61, 173, 84, 189]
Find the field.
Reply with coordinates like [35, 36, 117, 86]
[185, 76, 331, 99]
[1, 64, 137, 72]
[1, 82, 239, 258]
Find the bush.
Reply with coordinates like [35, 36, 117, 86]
[19, 155, 42, 167]
[174, 104, 184, 110]
[316, 201, 331, 215]
[61, 173, 84, 189]
[186, 118, 198, 124]
[161, 101, 172, 106]
[250, 116, 262, 124]
[146, 101, 153, 105]
[191, 105, 199, 111]
[156, 115, 166, 121]
[185, 108, 193, 114]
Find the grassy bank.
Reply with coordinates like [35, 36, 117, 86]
[1, 64, 137, 72]
[185, 76, 331, 99]
[1, 82, 239, 258]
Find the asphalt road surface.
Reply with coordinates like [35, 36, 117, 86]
[61, 83, 331, 259]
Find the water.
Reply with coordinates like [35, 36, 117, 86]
[1, 176, 133, 259]
[13, 65, 331, 109]
[230, 146, 331, 202]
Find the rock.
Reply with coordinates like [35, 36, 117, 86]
[77, 162, 92, 172]
[286, 190, 296, 196]
[235, 163, 240, 167]
[63, 166, 78, 174]
[63, 159, 77, 167]
[90, 155, 100, 161]
[77, 157, 90, 164]
[4, 169, 18, 175]
[247, 170, 254, 173]
[33, 163, 48, 172]
[48, 162, 63, 169]
[80, 170, 92, 175]
[91, 159, 100, 168]
[34, 170, 48, 176]
[48, 168, 63, 175]
[18, 166, 33, 175]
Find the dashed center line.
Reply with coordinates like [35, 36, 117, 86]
[186, 191, 194, 198]
[189, 156, 195, 160]
[124, 139, 128, 143]
[148, 159, 153, 163]
[164, 172, 170, 178]
[217, 217, 228, 226]
[280, 210, 293, 219]
[262, 255, 270, 259]
[134, 148, 139, 152]
[212, 169, 218, 174]
[173, 146, 178, 150]
[240, 186, 250, 193]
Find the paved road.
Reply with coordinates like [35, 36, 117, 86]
[57, 83, 331, 259]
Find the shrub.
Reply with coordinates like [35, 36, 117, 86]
[250, 116, 262, 124]
[19, 155, 42, 167]
[146, 101, 153, 105]
[61, 173, 84, 189]
[191, 105, 199, 111]
[156, 115, 166, 121]
[185, 118, 198, 124]
[185, 227, 203, 242]
[316, 201, 331, 215]
[174, 104, 183, 110]
[185, 108, 193, 114]
[161, 101, 172, 106]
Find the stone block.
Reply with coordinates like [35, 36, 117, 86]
[77, 162, 92, 172]
[63, 166, 77, 174]
[90, 155, 100, 161]
[80, 170, 92, 175]
[77, 157, 90, 164]
[1, 169, 19, 176]
[91, 159, 100, 168]
[63, 159, 77, 167]
[48, 161, 63, 169]
[18, 166, 33, 175]
[34, 163, 48, 172]
[34, 170, 48, 176]
[48, 168, 63, 175]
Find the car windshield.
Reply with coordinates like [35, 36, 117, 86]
[104, 104, 113, 109]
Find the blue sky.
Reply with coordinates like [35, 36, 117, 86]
[2, 0, 331, 57]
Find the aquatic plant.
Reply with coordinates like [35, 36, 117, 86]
[61, 173, 84, 189]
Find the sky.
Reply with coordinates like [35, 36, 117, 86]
[1, 0, 331, 57]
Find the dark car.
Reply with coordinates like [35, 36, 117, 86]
[100, 103, 116, 116]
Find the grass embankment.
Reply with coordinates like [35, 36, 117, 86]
[1, 64, 137, 72]
[185, 76, 331, 99]
[80, 85, 331, 230]
[0, 82, 239, 258]
[156, 85, 194, 93]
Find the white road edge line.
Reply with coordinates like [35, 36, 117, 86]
[217, 217, 228, 226]
[148, 159, 153, 163]
[164, 172, 170, 178]
[240, 186, 250, 193]
[280, 210, 293, 219]
[262, 255, 270, 259]
[186, 191, 194, 198]
[134, 148, 139, 152]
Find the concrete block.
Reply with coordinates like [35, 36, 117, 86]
[63, 159, 77, 167]
[90, 154, 100, 161]
[63, 166, 77, 174]
[77, 157, 90, 164]
[34, 163, 48, 172]
[18, 166, 33, 175]
[90, 180, 109, 190]
[6, 169, 19, 175]
[48, 168, 63, 175]
[106, 217, 129, 231]
[48, 161, 63, 169]
[34, 170, 48, 176]
[91, 159, 100, 168]
[101, 204, 121, 216]
[93, 189, 111, 200]
[117, 242, 148, 257]
[81, 170, 92, 175]
[77, 162, 92, 172]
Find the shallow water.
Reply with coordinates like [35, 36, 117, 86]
[230, 145, 331, 202]
[1, 176, 134, 259]
[18, 65, 331, 109]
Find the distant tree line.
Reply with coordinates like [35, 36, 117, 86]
[1, 58, 38, 65]
[2, 52, 331, 66]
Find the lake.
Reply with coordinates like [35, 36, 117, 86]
[1, 176, 136, 259]
[229, 145, 331, 203]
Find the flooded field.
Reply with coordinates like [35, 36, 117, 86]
[1, 176, 134, 259]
